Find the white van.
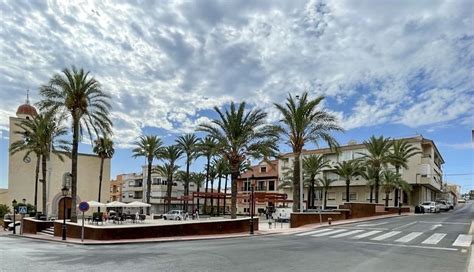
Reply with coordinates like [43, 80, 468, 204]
[273, 208, 292, 222]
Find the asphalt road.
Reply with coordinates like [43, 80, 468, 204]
[0, 202, 472, 272]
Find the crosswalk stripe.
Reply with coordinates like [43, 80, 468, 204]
[330, 229, 365, 238]
[395, 232, 423, 243]
[421, 233, 446, 245]
[371, 231, 402, 241]
[353, 230, 382, 239]
[295, 229, 333, 236]
[452, 235, 473, 247]
[312, 229, 347, 237]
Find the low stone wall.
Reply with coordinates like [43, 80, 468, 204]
[53, 218, 258, 240]
[22, 218, 54, 234]
[339, 202, 386, 218]
[385, 207, 411, 214]
[290, 211, 349, 228]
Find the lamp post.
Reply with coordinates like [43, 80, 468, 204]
[250, 174, 255, 235]
[61, 179, 70, 241]
[12, 199, 17, 234]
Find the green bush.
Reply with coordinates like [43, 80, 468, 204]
[0, 204, 11, 218]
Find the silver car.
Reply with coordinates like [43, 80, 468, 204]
[163, 210, 188, 220]
[420, 201, 440, 213]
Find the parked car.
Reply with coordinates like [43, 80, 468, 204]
[436, 200, 450, 211]
[420, 201, 440, 213]
[273, 207, 292, 222]
[163, 210, 188, 220]
[446, 201, 454, 209]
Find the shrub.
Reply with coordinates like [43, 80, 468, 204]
[0, 204, 11, 218]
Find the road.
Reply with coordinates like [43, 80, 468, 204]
[0, 202, 472, 272]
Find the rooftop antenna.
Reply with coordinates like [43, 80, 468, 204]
[26, 89, 30, 105]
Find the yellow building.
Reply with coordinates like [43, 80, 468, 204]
[1, 99, 111, 219]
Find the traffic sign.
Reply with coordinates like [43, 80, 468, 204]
[18, 206, 27, 214]
[78, 201, 90, 212]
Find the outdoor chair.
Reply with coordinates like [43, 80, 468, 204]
[139, 214, 146, 222]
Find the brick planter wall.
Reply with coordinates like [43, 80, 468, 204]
[290, 212, 349, 228]
[22, 218, 54, 234]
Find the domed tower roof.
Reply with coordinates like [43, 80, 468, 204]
[16, 90, 38, 118]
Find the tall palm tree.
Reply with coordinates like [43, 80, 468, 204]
[274, 92, 342, 212]
[214, 158, 229, 216]
[317, 175, 336, 210]
[359, 136, 393, 204]
[197, 136, 217, 214]
[38, 67, 112, 222]
[360, 165, 379, 203]
[159, 145, 183, 212]
[93, 136, 114, 211]
[132, 135, 163, 214]
[303, 155, 330, 209]
[199, 102, 279, 219]
[10, 113, 69, 214]
[332, 159, 364, 204]
[208, 164, 218, 215]
[380, 170, 411, 207]
[390, 139, 421, 206]
[176, 134, 200, 212]
[190, 172, 206, 212]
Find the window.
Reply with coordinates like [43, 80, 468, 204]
[243, 181, 250, 191]
[268, 180, 275, 191]
[342, 192, 357, 201]
[327, 192, 336, 200]
[258, 180, 266, 191]
[122, 195, 126, 199]
[244, 208, 249, 213]
[128, 193, 133, 197]
[260, 166, 267, 173]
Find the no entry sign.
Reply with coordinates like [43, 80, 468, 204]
[78, 201, 90, 212]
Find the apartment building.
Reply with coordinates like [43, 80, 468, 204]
[109, 175, 124, 202]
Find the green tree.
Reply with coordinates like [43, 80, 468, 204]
[93, 136, 114, 210]
[176, 134, 200, 211]
[199, 102, 279, 219]
[390, 139, 421, 206]
[158, 145, 183, 212]
[274, 92, 342, 212]
[360, 165, 379, 203]
[132, 135, 164, 214]
[38, 67, 112, 222]
[303, 155, 330, 208]
[214, 158, 230, 215]
[317, 176, 336, 210]
[332, 159, 364, 203]
[0, 204, 11, 219]
[359, 136, 393, 204]
[197, 136, 217, 214]
[380, 170, 412, 207]
[189, 172, 206, 212]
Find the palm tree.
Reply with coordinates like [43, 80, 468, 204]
[359, 136, 393, 204]
[199, 102, 279, 219]
[10, 113, 69, 214]
[176, 134, 200, 212]
[380, 170, 411, 207]
[390, 139, 421, 206]
[38, 67, 112, 222]
[197, 136, 217, 214]
[214, 158, 229, 216]
[132, 135, 163, 214]
[360, 166, 379, 203]
[332, 159, 364, 204]
[274, 92, 342, 212]
[317, 176, 336, 210]
[159, 145, 183, 212]
[190, 172, 206, 212]
[93, 136, 114, 211]
[303, 155, 330, 208]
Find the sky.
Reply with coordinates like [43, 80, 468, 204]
[0, 0, 473, 192]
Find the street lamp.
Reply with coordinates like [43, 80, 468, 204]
[61, 182, 69, 240]
[250, 174, 255, 235]
[12, 199, 17, 234]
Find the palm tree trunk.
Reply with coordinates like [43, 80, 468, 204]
[204, 156, 210, 214]
[375, 174, 380, 204]
[70, 116, 79, 222]
[185, 159, 190, 212]
[394, 166, 400, 207]
[146, 157, 152, 215]
[217, 174, 222, 216]
[167, 177, 173, 212]
[224, 174, 228, 215]
[323, 189, 327, 210]
[311, 180, 315, 208]
[196, 182, 200, 212]
[34, 154, 40, 211]
[369, 186, 373, 203]
[41, 155, 47, 214]
[345, 179, 350, 203]
[210, 179, 214, 215]
[292, 153, 301, 212]
[385, 192, 389, 207]
[98, 157, 104, 213]
[230, 165, 239, 219]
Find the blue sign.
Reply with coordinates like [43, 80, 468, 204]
[18, 206, 27, 214]
[78, 202, 90, 212]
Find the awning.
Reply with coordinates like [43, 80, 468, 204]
[106, 201, 127, 207]
[125, 201, 151, 208]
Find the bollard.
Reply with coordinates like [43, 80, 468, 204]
[328, 217, 332, 225]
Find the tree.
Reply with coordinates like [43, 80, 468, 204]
[359, 136, 393, 204]
[199, 102, 279, 219]
[214, 158, 230, 215]
[190, 172, 206, 212]
[380, 170, 411, 207]
[93, 136, 114, 211]
[332, 159, 364, 204]
[38, 67, 112, 222]
[176, 134, 200, 211]
[10, 113, 68, 214]
[197, 136, 217, 214]
[317, 176, 336, 209]
[360, 165, 379, 203]
[132, 135, 163, 214]
[158, 145, 183, 212]
[390, 139, 421, 206]
[303, 155, 330, 208]
[274, 92, 342, 212]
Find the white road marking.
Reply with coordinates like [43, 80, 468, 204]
[418, 221, 470, 225]
[295, 229, 333, 236]
[394, 232, 423, 243]
[430, 224, 442, 231]
[421, 233, 446, 245]
[356, 222, 389, 227]
[352, 230, 382, 239]
[312, 229, 347, 237]
[393, 221, 417, 230]
[330, 230, 365, 238]
[452, 235, 473, 247]
[354, 241, 458, 251]
[371, 231, 402, 241]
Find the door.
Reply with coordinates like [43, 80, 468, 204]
[58, 197, 72, 219]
